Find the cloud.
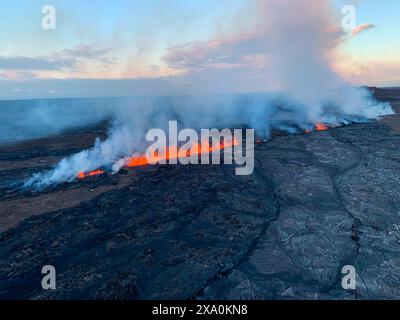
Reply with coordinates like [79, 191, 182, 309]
[0, 1, 396, 98]
[0, 44, 116, 79]
[0, 70, 36, 80]
[352, 23, 376, 36]
[59, 44, 117, 66]
[163, 35, 269, 72]
[161, 1, 391, 97]
[0, 56, 64, 71]
[336, 58, 400, 87]
[161, 0, 346, 96]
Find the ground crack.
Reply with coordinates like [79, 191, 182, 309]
[190, 164, 281, 299]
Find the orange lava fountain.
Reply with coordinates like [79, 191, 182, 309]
[315, 123, 328, 131]
[76, 138, 239, 179]
[126, 138, 239, 167]
[77, 169, 105, 179]
[305, 123, 329, 133]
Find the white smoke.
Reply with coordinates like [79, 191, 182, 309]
[255, 0, 392, 121]
[24, 0, 393, 189]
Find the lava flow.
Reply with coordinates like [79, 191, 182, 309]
[77, 138, 239, 179]
[126, 138, 239, 167]
[77, 169, 105, 179]
[305, 122, 329, 133]
[315, 123, 328, 131]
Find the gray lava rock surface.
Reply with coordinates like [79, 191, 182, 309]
[1, 118, 400, 299]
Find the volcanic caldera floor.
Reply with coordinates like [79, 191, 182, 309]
[1, 89, 400, 299]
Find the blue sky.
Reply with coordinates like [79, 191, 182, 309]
[0, 0, 245, 59]
[0, 0, 398, 99]
[337, 0, 400, 61]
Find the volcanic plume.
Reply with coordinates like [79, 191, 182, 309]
[24, 0, 393, 188]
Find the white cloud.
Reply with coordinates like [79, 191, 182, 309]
[352, 23, 376, 36]
[0, 44, 116, 78]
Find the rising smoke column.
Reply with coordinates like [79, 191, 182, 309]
[253, 0, 393, 122]
[25, 0, 393, 188]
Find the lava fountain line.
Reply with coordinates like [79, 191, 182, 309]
[76, 138, 239, 179]
[126, 138, 239, 168]
[77, 169, 105, 179]
[315, 123, 328, 131]
[305, 122, 329, 133]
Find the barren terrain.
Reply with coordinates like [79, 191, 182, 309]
[1, 88, 400, 299]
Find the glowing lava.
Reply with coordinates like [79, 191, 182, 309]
[76, 139, 239, 179]
[315, 123, 328, 131]
[77, 169, 105, 179]
[305, 123, 329, 133]
[126, 139, 239, 167]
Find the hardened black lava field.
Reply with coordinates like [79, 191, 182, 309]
[0, 88, 400, 299]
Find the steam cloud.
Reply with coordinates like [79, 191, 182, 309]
[0, 98, 113, 144]
[24, 0, 393, 188]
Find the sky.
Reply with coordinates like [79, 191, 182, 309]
[0, 0, 398, 100]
